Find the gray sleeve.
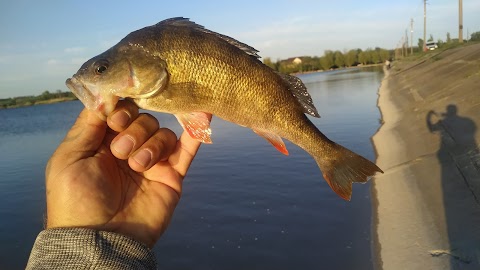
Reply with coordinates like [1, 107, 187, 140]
[26, 227, 157, 269]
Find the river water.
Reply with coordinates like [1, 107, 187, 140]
[0, 67, 383, 269]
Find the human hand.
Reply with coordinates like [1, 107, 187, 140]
[45, 100, 208, 247]
[427, 110, 438, 117]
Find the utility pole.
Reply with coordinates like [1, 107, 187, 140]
[459, 0, 463, 43]
[410, 18, 414, 54]
[423, 0, 427, 51]
[405, 29, 409, 56]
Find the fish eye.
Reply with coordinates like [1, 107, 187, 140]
[94, 60, 109, 75]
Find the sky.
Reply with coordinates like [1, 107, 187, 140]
[1, 0, 479, 98]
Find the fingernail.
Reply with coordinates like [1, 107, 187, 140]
[111, 110, 130, 127]
[113, 135, 134, 156]
[133, 149, 152, 168]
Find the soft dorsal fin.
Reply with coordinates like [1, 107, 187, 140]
[277, 72, 320, 118]
[156, 17, 260, 59]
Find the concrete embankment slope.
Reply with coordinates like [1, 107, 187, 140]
[372, 43, 480, 270]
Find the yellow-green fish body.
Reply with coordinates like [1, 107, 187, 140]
[66, 17, 383, 200]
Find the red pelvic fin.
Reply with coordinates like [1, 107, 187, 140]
[175, 112, 212, 144]
[253, 128, 289, 155]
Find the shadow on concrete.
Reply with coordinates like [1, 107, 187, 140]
[426, 104, 480, 268]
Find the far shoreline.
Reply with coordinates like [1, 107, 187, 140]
[292, 63, 384, 76]
[0, 97, 77, 110]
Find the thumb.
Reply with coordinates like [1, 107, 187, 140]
[57, 108, 107, 156]
[46, 108, 107, 182]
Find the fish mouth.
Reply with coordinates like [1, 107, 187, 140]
[66, 76, 117, 120]
[66, 77, 100, 111]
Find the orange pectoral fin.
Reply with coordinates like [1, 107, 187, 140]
[175, 112, 212, 144]
[253, 128, 289, 155]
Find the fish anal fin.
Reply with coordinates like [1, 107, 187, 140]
[175, 112, 212, 144]
[316, 143, 383, 201]
[253, 128, 289, 156]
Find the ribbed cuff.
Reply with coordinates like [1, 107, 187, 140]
[26, 227, 157, 269]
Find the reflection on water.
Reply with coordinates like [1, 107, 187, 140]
[0, 68, 382, 270]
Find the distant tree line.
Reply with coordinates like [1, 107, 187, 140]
[263, 47, 393, 74]
[0, 90, 77, 109]
[471, 31, 480, 41]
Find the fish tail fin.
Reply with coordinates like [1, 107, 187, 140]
[314, 143, 383, 201]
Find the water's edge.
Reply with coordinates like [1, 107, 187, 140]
[370, 67, 389, 270]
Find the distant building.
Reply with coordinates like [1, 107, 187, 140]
[293, 57, 302, 65]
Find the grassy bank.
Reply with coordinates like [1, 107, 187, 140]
[0, 91, 77, 109]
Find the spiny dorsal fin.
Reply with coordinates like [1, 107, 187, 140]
[156, 17, 260, 59]
[277, 72, 320, 118]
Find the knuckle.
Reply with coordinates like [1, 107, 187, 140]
[154, 136, 167, 153]
[160, 127, 176, 138]
[114, 100, 138, 118]
[152, 130, 175, 155]
[125, 100, 139, 114]
[128, 114, 158, 138]
[153, 131, 168, 148]
[138, 113, 160, 129]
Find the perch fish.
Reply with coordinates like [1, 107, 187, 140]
[66, 17, 383, 200]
